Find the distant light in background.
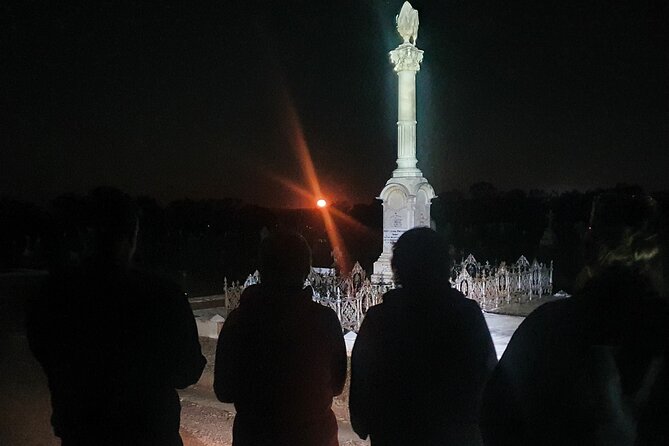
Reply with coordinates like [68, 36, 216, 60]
[274, 86, 352, 273]
[316, 199, 327, 208]
[260, 168, 376, 273]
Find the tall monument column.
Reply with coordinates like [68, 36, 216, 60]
[391, 40, 422, 176]
[372, 1, 436, 284]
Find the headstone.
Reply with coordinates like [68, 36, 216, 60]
[344, 331, 358, 355]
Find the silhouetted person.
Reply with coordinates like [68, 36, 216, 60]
[349, 227, 497, 445]
[481, 193, 669, 446]
[214, 232, 347, 446]
[27, 187, 206, 446]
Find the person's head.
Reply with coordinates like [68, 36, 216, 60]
[86, 187, 139, 266]
[580, 192, 663, 295]
[259, 231, 312, 288]
[391, 227, 451, 290]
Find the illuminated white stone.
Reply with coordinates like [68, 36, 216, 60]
[372, 1, 436, 284]
[344, 331, 357, 355]
[396, 1, 419, 45]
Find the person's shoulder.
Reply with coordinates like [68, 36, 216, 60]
[302, 292, 342, 324]
[307, 294, 338, 318]
[373, 287, 405, 310]
[364, 303, 383, 318]
[526, 297, 573, 322]
[450, 288, 478, 307]
[382, 287, 403, 302]
[358, 291, 399, 324]
[313, 304, 343, 335]
[509, 298, 574, 342]
[363, 290, 393, 314]
[444, 288, 482, 314]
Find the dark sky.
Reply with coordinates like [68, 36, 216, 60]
[2, 0, 668, 207]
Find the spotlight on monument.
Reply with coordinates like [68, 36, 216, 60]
[316, 199, 327, 208]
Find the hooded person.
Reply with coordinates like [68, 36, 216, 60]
[349, 227, 497, 446]
[481, 193, 669, 446]
[27, 187, 205, 446]
[214, 231, 347, 446]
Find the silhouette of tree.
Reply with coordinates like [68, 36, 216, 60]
[469, 182, 498, 200]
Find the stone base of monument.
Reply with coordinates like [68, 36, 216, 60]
[371, 252, 394, 284]
[371, 175, 435, 285]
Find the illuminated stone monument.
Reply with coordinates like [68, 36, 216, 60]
[372, 1, 436, 284]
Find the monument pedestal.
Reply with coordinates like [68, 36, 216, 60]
[371, 175, 435, 284]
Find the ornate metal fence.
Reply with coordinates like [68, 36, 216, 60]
[227, 262, 388, 332]
[220, 256, 552, 331]
[309, 264, 391, 332]
[450, 255, 553, 311]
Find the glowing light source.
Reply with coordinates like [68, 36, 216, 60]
[267, 84, 359, 273]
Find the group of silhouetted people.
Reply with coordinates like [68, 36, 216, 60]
[27, 187, 668, 445]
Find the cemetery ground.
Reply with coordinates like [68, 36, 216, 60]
[0, 271, 539, 446]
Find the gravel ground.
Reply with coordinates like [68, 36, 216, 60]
[487, 294, 568, 317]
[180, 399, 234, 446]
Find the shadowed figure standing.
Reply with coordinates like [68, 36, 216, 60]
[481, 193, 669, 446]
[26, 187, 206, 446]
[214, 232, 347, 446]
[349, 227, 497, 445]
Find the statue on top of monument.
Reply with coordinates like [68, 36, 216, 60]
[396, 1, 419, 45]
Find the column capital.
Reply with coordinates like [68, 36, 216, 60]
[389, 43, 424, 72]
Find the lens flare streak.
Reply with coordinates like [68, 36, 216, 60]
[277, 91, 354, 272]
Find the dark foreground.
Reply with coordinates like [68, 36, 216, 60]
[0, 271, 367, 446]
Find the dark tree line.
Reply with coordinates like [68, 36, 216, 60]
[433, 183, 668, 292]
[1, 183, 666, 296]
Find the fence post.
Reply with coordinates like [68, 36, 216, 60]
[336, 288, 342, 325]
[224, 277, 230, 314]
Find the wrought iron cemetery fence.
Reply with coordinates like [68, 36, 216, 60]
[219, 256, 553, 332]
[450, 255, 553, 311]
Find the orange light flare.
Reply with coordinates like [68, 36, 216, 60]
[274, 90, 376, 274]
[316, 199, 327, 208]
[319, 201, 351, 273]
[264, 172, 374, 237]
[264, 172, 378, 276]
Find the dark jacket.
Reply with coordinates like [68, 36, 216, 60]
[481, 268, 669, 446]
[349, 286, 497, 446]
[214, 284, 347, 446]
[27, 262, 206, 446]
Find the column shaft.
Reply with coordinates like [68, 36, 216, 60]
[396, 71, 418, 171]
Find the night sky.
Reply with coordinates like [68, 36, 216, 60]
[2, 0, 668, 208]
